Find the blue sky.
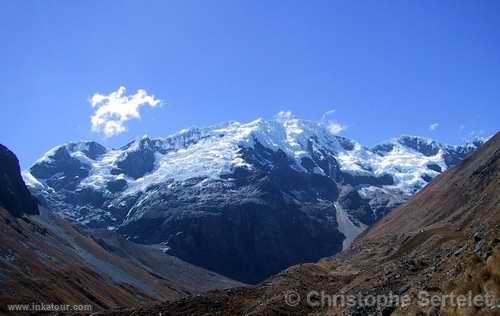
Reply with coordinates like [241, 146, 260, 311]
[1, 1, 499, 167]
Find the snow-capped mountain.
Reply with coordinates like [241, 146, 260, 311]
[23, 116, 484, 283]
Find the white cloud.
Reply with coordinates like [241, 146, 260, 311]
[469, 129, 485, 137]
[275, 110, 295, 122]
[321, 109, 336, 121]
[429, 123, 439, 131]
[90, 86, 161, 137]
[320, 109, 347, 135]
[274, 109, 347, 135]
[326, 121, 347, 135]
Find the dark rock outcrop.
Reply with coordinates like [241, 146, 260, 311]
[114, 138, 158, 179]
[30, 145, 91, 190]
[0, 144, 38, 217]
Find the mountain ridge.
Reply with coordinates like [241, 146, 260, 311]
[24, 117, 484, 227]
[23, 116, 486, 283]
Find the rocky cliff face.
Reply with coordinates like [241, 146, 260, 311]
[0, 144, 38, 217]
[23, 117, 484, 283]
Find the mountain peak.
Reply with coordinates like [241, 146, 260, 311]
[26, 118, 484, 200]
[35, 141, 107, 165]
[394, 134, 443, 156]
